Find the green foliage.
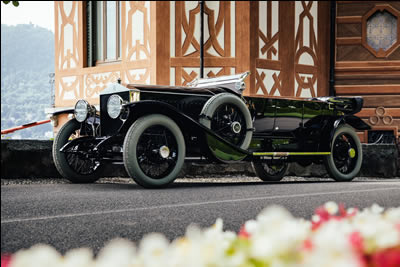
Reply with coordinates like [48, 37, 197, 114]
[2, 1, 19, 7]
[1, 24, 54, 139]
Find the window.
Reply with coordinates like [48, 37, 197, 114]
[362, 5, 400, 58]
[87, 1, 121, 66]
[367, 11, 397, 52]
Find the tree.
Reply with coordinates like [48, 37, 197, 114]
[2, 1, 19, 7]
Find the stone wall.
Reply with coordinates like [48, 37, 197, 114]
[1, 140, 399, 179]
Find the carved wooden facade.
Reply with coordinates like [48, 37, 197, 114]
[54, 1, 399, 142]
[54, 1, 330, 107]
[335, 1, 400, 142]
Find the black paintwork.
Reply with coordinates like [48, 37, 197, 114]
[68, 83, 369, 164]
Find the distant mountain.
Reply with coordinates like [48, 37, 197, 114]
[1, 24, 55, 139]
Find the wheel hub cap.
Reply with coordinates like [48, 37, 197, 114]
[348, 148, 356, 158]
[231, 121, 242, 134]
[159, 145, 170, 159]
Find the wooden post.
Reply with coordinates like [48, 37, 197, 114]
[235, 2, 252, 95]
[279, 1, 295, 96]
[151, 1, 170, 85]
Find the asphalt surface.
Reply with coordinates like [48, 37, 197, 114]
[1, 177, 400, 254]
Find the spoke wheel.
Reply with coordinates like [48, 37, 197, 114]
[136, 126, 179, 179]
[52, 119, 103, 183]
[210, 104, 247, 146]
[123, 114, 185, 188]
[200, 93, 253, 162]
[251, 160, 288, 181]
[324, 124, 362, 181]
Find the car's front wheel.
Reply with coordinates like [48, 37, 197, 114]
[123, 114, 186, 188]
[324, 124, 362, 181]
[52, 119, 103, 183]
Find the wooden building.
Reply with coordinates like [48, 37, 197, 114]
[53, 1, 400, 143]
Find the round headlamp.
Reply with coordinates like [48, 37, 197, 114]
[74, 100, 89, 122]
[107, 94, 123, 119]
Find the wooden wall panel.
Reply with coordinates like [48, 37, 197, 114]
[337, 45, 400, 61]
[337, 3, 375, 17]
[169, 2, 236, 86]
[337, 23, 362, 37]
[54, 1, 158, 110]
[335, 1, 400, 141]
[249, 1, 329, 98]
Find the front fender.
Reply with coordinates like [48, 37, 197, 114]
[60, 136, 97, 153]
[120, 100, 250, 160]
[120, 100, 196, 134]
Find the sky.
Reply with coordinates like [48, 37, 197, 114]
[1, 1, 54, 32]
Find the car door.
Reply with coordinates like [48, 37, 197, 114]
[273, 99, 303, 136]
[302, 100, 324, 150]
[248, 97, 275, 135]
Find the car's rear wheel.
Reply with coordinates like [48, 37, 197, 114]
[52, 119, 103, 183]
[123, 114, 185, 188]
[199, 93, 253, 161]
[251, 160, 288, 181]
[324, 124, 362, 181]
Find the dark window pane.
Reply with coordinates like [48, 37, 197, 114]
[119, 2, 122, 58]
[96, 1, 103, 61]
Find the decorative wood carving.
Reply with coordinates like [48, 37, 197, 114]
[250, 1, 329, 98]
[366, 106, 396, 126]
[294, 1, 319, 98]
[255, 1, 282, 97]
[85, 72, 120, 98]
[123, 1, 151, 84]
[171, 2, 235, 86]
[56, 2, 80, 71]
[55, 1, 152, 107]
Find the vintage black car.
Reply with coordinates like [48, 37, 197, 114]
[52, 72, 370, 188]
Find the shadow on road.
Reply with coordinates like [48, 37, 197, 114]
[94, 179, 340, 191]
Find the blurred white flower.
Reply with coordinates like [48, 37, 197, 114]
[312, 214, 320, 223]
[63, 247, 94, 267]
[384, 207, 400, 224]
[10, 244, 62, 267]
[6, 202, 400, 267]
[243, 219, 257, 235]
[137, 233, 170, 267]
[95, 239, 136, 267]
[302, 220, 361, 267]
[324, 201, 339, 215]
[370, 203, 384, 214]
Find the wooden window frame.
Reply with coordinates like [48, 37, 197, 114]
[95, 1, 121, 65]
[362, 4, 400, 58]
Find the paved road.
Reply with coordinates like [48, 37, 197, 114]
[1, 178, 400, 254]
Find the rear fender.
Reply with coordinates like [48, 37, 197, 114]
[320, 115, 370, 151]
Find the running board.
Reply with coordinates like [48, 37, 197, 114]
[253, 152, 331, 156]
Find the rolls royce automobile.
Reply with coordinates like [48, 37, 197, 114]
[52, 72, 370, 188]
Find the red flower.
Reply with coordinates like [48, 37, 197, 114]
[312, 203, 358, 231]
[238, 225, 250, 239]
[349, 231, 364, 253]
[302, 238, 314, 251]
[370, 247, 400, 267]
[1, 254, 12, 267]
